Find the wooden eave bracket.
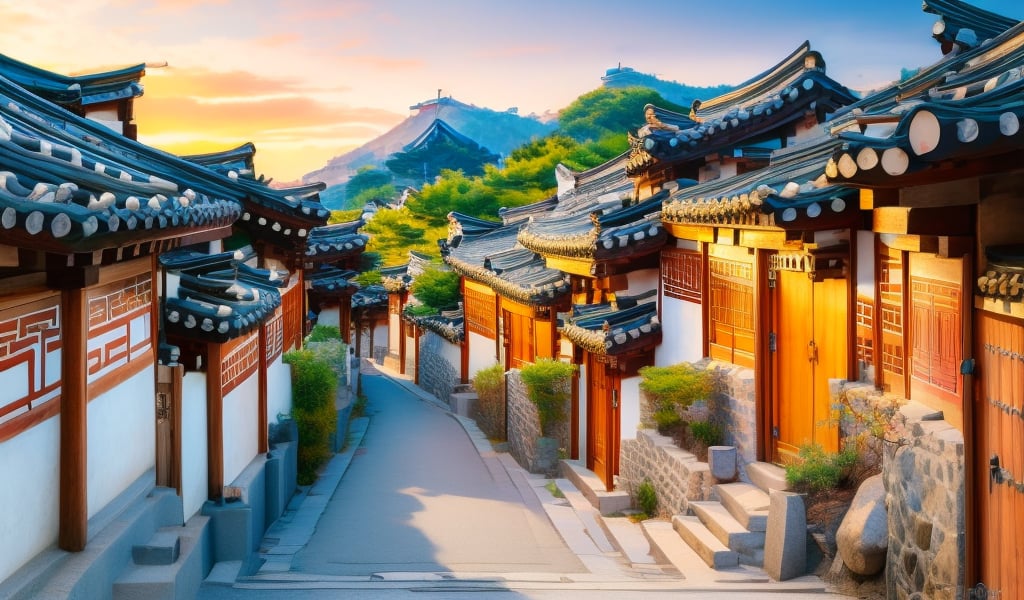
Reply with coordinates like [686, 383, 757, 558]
[872, 204, 973, 237]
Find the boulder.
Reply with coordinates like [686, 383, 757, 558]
[836, 475, 888, 576]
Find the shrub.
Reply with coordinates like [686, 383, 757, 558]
[638, 363, 713, 433]
[410, 266, 461, 311]
[636, 479, 657, 517]
[284, 349, 339, 485]
[688, 420, 723, 448]
[472, 363, 506, 441]
[519, 359, 576, 436]
[784, 443, 859, 494]
[354, 269, 382, 287]
[306, 324, 342, 343]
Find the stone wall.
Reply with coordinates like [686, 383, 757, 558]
[417, 332, 460, 407]
[884, 406, 965, 600]
[619, 429, 714, 515]
[506, 370, 569, 476]
[706, 361, 757, 476]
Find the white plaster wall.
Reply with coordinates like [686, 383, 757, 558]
[625, 268, 659, 298]
[577, 362, 589, 465]
[468, 331, 497, 378]
[440, 336, 462, 375]
[316, 305, 340, 328]
[181, 372, 209, 521]
[223, 374, 259, 487]
[267, 356, 292, 425]
[656, 296, 704, 366]
[373, 323, 388, 349]
[0, 417, 59, 583]
[857, 229, 876, 299]
[87, 366, 155, 519]
[388, 313, 400, 351]
[620, 375, 641, 442]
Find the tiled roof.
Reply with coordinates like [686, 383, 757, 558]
[627, 43, 857, 176]
[923, 0, 1019, 51]
[559, 292, 661, 355]
[308, 266, 359, 296]
[182, 142, 257, 178]
[978, 245, 1024, 303]
[0, 53, 144, 107]
[160, 247, 285, 343]
[0, 74, 243, 253]
[443, 221, 570, 306]
[663, 136, 858, 229]
[404, 307, 464, 344]
[381, 251, 436, 292]
[351, 284, 388, 309]
[305, 218, 369, 261]
[826, 22, 1024, 188]
[404, 118, 482, 152]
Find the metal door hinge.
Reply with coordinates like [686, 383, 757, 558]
[769, 332, 776, 352]
[772, 426, 779, 438]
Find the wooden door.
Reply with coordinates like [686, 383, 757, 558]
[155, 364, 183, 492]
[586, 353, 618, 491]
[773, 271, 847, 462]
[973, 312, 1024, 599]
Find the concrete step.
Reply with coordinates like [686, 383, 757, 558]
[746, 461, 790, 494]
[559, 460, 631, 515]
[715, 482, 770, 532]
[688, 501, 765, 566]
[113, 516, 209, 600]
[131, 529, 180, 566]
[672, 515, 739, 569]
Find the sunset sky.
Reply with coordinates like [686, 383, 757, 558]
[2, 0, 1021, 184]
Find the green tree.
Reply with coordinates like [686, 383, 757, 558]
[343, 166, 395, 209]
[558, 86, 689, 143]
[361, 208, 446, 266]
[410, 266, 461, 312]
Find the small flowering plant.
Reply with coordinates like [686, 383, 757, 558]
[834, 388, 909, 448]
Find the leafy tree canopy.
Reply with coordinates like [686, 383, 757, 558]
[360, 207, 447, 266]
[410, 266, 461, 312]
[557, 86, 689, 143]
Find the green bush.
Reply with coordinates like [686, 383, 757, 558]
[639, 363, 713, 433]
[284, 349, 339, 485]
[353, 269, 382, 287]
[636, 479, 657, 517]
[472, 364, 506, 441]
[784, 443, 859, 494]
[306, 324, 342, 343]
[688, 420, 723, 448]
[519, 359, 576, 436]
[410, 266, 461, 311]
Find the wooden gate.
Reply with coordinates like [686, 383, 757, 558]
[155, 364, 183, 492]
[973, 312, 1024, 599]
[772, 269, 848, 462]
[586, 353, 619, 491]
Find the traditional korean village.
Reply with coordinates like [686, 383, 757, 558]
[1, 0, 1023, 598]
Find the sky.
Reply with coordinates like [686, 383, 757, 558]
[1, 0, 1021, 184]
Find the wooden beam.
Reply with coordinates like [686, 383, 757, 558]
[663, 222, 715, 243]
[878, 233, 940, 254]
[900, 177, 979, 208]
[859, 188, 899, 210]
[543, 255, 594, 277]
[873, 205, 974, 236]
[258, 324, 269, 454]
[207, 343, 224, 500]
[59, 286, 88, 552]
[738, 228, 788, 250]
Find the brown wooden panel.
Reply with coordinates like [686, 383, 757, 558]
[586, 353, 617, 491]
[974, 312, 1024, 599]
[775, 270, 814, 463]
[662, 247, 702, 304]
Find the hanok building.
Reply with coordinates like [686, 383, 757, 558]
[381, 250, 434, 376]
[515, 152, 669, 489]
[824, 12, 1024, 597]
[304, 217, 368, 343]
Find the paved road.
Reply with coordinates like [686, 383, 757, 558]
[292, 372, 585, 577]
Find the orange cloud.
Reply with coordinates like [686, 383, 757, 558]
[144, 66, 313, 98]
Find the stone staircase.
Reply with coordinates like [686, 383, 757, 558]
[673, 461, 790, 569]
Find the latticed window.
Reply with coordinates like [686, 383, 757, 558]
[911, 277, 961, 394]
[855, 296, 874, 367]
[464, 286, 496, 338]
[708, 256, 755, 367]
[662, 247, 702, 303]
[879, 250, 905, 392]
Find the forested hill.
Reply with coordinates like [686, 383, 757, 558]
[601, 65, 733, 108]
[302, 97, 556, 187]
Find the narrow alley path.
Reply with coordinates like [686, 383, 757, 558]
[291, 370, 586, 577]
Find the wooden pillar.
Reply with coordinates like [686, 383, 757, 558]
[59, 286, 88, 552]
[206, 343, 224, 500]
[340, 298, 352, 344]
[257, 324, 269, 454]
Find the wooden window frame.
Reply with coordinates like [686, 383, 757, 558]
[662, 247, 702, 303]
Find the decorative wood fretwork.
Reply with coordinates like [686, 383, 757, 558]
[0, 294, 62, 438]
[86, 274, 153, 388]
[662, 247, 701, 303]
[856, 295, 874, 368]
[221, 332, 260, 396]
[911, 277, 961, 394]
[465, 286, 496, 338]
[708, 256, 755, 367]
[264, 310, 284, 363]
[880, 250, 905, 388]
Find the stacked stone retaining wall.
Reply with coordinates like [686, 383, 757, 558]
[505, 370, 569, 476]
[619, 429, 714, 515]
[417, 332, 460, 407]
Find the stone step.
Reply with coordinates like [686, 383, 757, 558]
[114, 516, 208, 600]
[559, 460, 631, 515]
[132, 529, 180, 566]
[688, 501, 765, 566]
[715, 482, 770, 532]
[672, 515, 739, 569]
[746, 461, 790, 494]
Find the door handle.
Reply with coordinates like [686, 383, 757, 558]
[807, 340, 818, 363]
